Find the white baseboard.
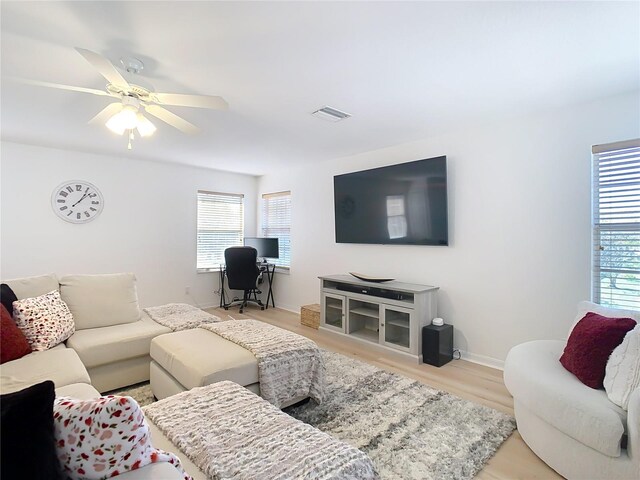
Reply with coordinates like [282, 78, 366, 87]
[458, 350, 504, 370]
[271, 308, 507, 371]
[200, 299, 507, 371]
[273, 303, 299, 314]
[197, 302, 219, 309]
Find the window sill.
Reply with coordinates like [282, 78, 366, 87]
[197, 268, 221, 274]
[197, 266, 289, 274]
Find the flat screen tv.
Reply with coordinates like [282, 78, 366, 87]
[334, 156, 448, 246]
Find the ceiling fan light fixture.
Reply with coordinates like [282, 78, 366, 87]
[136, 113, 156, 137]
[105, 119, 125, 135]
[106, 105, 138, 134]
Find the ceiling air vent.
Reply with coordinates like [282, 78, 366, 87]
[312, 106, 351, 122]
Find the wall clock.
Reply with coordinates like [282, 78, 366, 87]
[51, 180, 104, 223]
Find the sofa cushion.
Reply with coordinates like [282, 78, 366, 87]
[4, 274, 59, 300]
[1, 283, 18, 315]
[150, 328, 259, 390]
[13, 290, 76, 352]
[560, 312, 636, 388]
[1, 304, 32, 363]
[66, 313, 170, 369]
[55, 383, 100, 400]
[0, 347, 90, 394]
[1, 381, 64, 480]
[504, 340, 627, 457]
[110, 463, 189, 480]
[59, 273, 141, 330]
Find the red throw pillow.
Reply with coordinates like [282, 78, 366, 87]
[0, 305, 32, 364]
[560, 312, 636, 388]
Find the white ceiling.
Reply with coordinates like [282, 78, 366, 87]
[1, 1, 638, 175]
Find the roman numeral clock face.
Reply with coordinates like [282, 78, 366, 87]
[51, 181, 104, 224]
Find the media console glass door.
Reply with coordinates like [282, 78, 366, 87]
[381, 305, 413, 353]
[322, 293, 345, 331]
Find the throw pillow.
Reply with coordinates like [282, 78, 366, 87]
[560, 312, 636, 389]
[0, 304, 32, 363]
[1, 380, 64, 480]
[604, 324, 640, 410]
[0, 283, 18, 315]
[54, 395, 191, 480]
[13, 290, 75, 351]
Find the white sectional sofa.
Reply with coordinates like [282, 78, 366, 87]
[0, 273, 189, 479]
[2, 273, 171, 393]
[1, 272, 352, 480]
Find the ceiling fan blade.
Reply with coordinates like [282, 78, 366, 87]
[75, 47, 130, 88]
[7, 77, 112, 96]
[153, 92, 228, 110]
[144, 105, 200, 134]
[88, 103, 123, 125]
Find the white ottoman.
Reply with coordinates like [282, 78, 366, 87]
[150, 327, 260, 400]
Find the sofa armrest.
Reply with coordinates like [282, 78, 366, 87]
[628, 387, 640, 463]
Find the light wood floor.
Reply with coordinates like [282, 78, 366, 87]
[206, 305, 563, 480]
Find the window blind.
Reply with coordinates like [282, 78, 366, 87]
[197, 191, 244, 271]
[261, 191, 291, 268]
[592, 140, 640, 310]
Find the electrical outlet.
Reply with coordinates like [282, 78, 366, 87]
[185, 286, 190, 295]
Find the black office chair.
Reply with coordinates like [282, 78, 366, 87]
[223, 246, 264, 314]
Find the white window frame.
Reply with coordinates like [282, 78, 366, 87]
[197, 190, 244, 272]
[592, 139, 640, 310]
[261, 191, 291, 270]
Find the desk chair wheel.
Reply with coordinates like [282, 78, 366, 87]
[260, 306, 265, 310]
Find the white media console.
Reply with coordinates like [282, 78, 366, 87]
[319, 275, 439, 362]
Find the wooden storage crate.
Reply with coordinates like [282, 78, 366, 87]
[300, 303, 321, 329]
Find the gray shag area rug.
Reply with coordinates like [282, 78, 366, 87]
[114, 351, 515, 480]
[108, 381, 155, 406]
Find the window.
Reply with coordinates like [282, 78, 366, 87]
[592, 140, 640, 310]
[261, 191, 291, 268]
[197, 191, 244, 271]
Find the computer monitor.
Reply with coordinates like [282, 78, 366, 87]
[243, 237, 279, 260]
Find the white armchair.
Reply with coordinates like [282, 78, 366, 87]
[505, 339, 639, 479]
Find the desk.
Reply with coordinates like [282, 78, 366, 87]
[219, 263, 276, 309]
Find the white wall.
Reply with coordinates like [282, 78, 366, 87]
[0, 142, 257, 308]
[258, 91, 640, 367]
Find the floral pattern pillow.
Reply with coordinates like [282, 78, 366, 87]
[13, 290, 75, 351]
[54, 395, 191, 480]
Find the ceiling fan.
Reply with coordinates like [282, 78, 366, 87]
[13, 47, 228, 149]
